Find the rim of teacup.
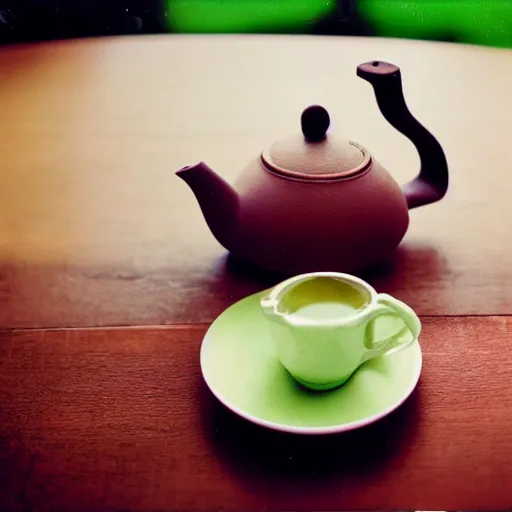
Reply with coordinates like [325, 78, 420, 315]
[260, 271, 380, 328]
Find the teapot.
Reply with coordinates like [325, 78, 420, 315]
[177, 60, 448, 274]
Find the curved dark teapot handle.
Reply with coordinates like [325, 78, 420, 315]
[357, 61, 449, 210]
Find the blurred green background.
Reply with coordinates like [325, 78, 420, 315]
[166, 0, 512, 48]
[357, 0, 512, 48]
[0, 1, 511, 48]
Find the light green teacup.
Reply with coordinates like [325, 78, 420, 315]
[260, 272, 421, 391]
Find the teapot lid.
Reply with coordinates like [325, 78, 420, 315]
[261, 105, 371, 181]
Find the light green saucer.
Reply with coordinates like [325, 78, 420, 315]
[200, 291, 422, 435]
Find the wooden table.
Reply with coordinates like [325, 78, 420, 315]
[0, 34, 511, 511]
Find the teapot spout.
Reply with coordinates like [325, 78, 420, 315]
[176, 162, 239, 248]
[357, 61, 449, 210]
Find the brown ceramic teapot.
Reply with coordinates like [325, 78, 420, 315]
[177, 60, 448, 274]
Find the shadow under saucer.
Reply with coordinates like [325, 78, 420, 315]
[197, 359, 422, 486]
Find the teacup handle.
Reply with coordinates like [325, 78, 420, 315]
[361, 293, 421, 363]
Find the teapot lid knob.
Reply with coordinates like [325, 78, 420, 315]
[301, 105, 330, 142]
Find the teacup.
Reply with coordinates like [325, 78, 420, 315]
[260, 272, 421, 391]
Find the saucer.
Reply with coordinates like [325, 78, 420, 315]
[200, 290, 422, 435]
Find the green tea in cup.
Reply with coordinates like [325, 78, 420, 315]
[279, 275, 371, 321]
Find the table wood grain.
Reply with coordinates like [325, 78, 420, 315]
[0, 35, 511, 328]
[1, 34, 512, 512]
[1, 317, 511, 511]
